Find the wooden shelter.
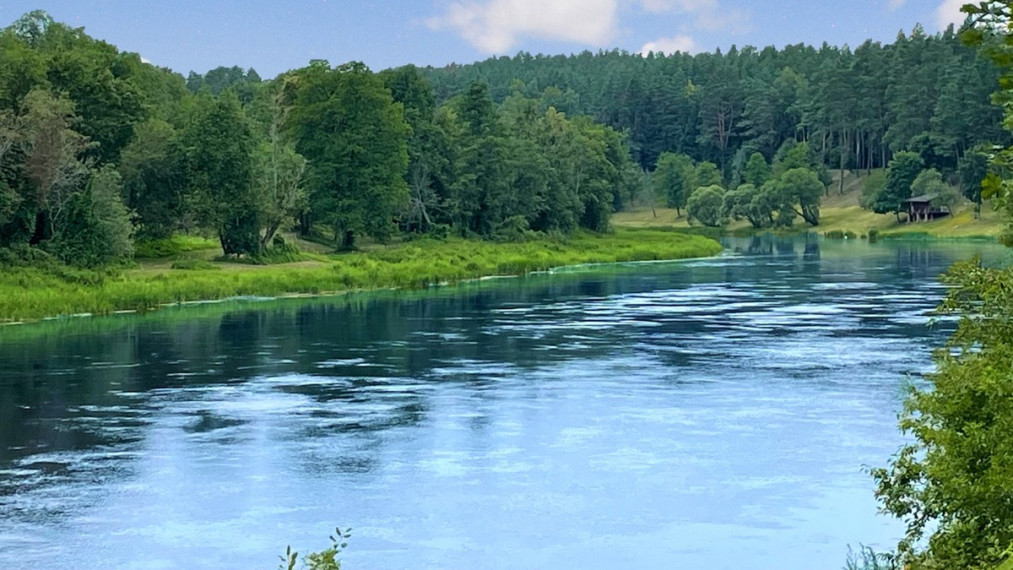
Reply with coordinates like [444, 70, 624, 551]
[901, 194, 950, 223]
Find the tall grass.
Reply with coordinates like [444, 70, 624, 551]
[0, 229, 721, 323]
[133, 235, 220, 258]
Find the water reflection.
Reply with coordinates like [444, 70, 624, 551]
[0, 236, 1008, 570]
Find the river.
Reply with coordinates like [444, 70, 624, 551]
[1, 235, 1009, 570]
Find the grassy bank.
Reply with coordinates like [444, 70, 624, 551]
[613, 170, 1004, 240]
[0, 228, 722, 324]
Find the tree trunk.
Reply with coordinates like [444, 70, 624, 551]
[261, 222, 281, 249]
[341, 230, 355, 250]
[29, 211, 47, 246]
[298, 212, 311, 237]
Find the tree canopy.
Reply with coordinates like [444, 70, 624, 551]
[0, 10, 1009, 264]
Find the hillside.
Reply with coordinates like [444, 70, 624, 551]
[613, 170, 1005, 239]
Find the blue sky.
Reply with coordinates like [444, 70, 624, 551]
[0, 1, 967, 78]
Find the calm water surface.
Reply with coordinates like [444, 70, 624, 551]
[1, 236, 1009, 569]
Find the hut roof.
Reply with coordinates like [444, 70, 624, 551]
[901, 194, 935, 205]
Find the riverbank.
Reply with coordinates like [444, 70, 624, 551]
[0, 228, 722, 324]
[614, 170, 1005, 240]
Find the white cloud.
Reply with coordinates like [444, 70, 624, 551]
[428, 0, 621, 53]
[640, 35, 698, 55]
[888, 0, 906, 11]
[638, 0, 718, 14]
[428, 0, 746, 54]
[935, 0, 966, 28]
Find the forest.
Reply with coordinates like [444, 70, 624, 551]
[422, 24, 1006, 230]
[0, 11, 632, 267]
[0, 10, 1007, 269]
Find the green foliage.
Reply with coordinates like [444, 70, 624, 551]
[872, 259, 1013, 569]
[910, 168, 960, 209]
[872, 151, 924, 219]
[910, 168, 945, 197]
[860, 170, 888, 210]
[695, 161, 723, 188]
[279, 527, 351, 570]
[133, 234, 218, 258]
[381, 65, 449, 235]
[773, 140, 813, 175]
[80, 166, 134, 263]
[252, 137, 306, 247]
[287, 61, 410, 248]
[0, 228, 722, 322]
[958, 149, 989, 217]
[723, 183, 765, 228]
[744, 152, 771, 187]
[187, 66, 261, 103]
[653, 152, 696, 214]
[686, 185, 726, 227]
[823, 230, 858, 239]
[239, 240, 305, 265]
[170, 258, 219, 271]
[1, 10, 1009, 276]
[871, 10, 1013, 568]
[777, 167, 824, 226]
[491, 214, 536, 242]
[178, 93, 259, 256]
[119, 118, 185, 239]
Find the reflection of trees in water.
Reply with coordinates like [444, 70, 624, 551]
[0, 273, 655, 475]
[735, 234, 822, 259]
[893, 247, 954, 281]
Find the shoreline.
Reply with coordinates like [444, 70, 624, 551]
[0, 229, 723, 326]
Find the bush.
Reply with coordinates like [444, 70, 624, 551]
[135, 235, 219, 258]
[170, 258, 220, 271]
[0, 244, 56, 267]
[860, 171, 887, 211]
[686, 185, 726, 228]
[872, 259, 1013, 568]
[251, 242, 304, 264]
[492, 215, 537, 242]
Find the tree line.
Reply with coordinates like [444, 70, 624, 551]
[1, 10, 1008, 269]
[424, 24, 1005, 176]
[0, 11, 635, 267]
[423, 24, 1006, 228]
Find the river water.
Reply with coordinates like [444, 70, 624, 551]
[0, 235, 1008, 570]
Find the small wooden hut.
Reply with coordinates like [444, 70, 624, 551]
[901, 195, 950, 223]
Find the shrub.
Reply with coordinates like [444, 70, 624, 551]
[686, 185, 726, 228]
[170, 259, 220, 271]
[872, 259, 1013, 568]
[134, 235, 219, 258]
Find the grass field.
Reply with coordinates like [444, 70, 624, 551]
[0, 228, 722, 324]
[613, 170, 1005, 240]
